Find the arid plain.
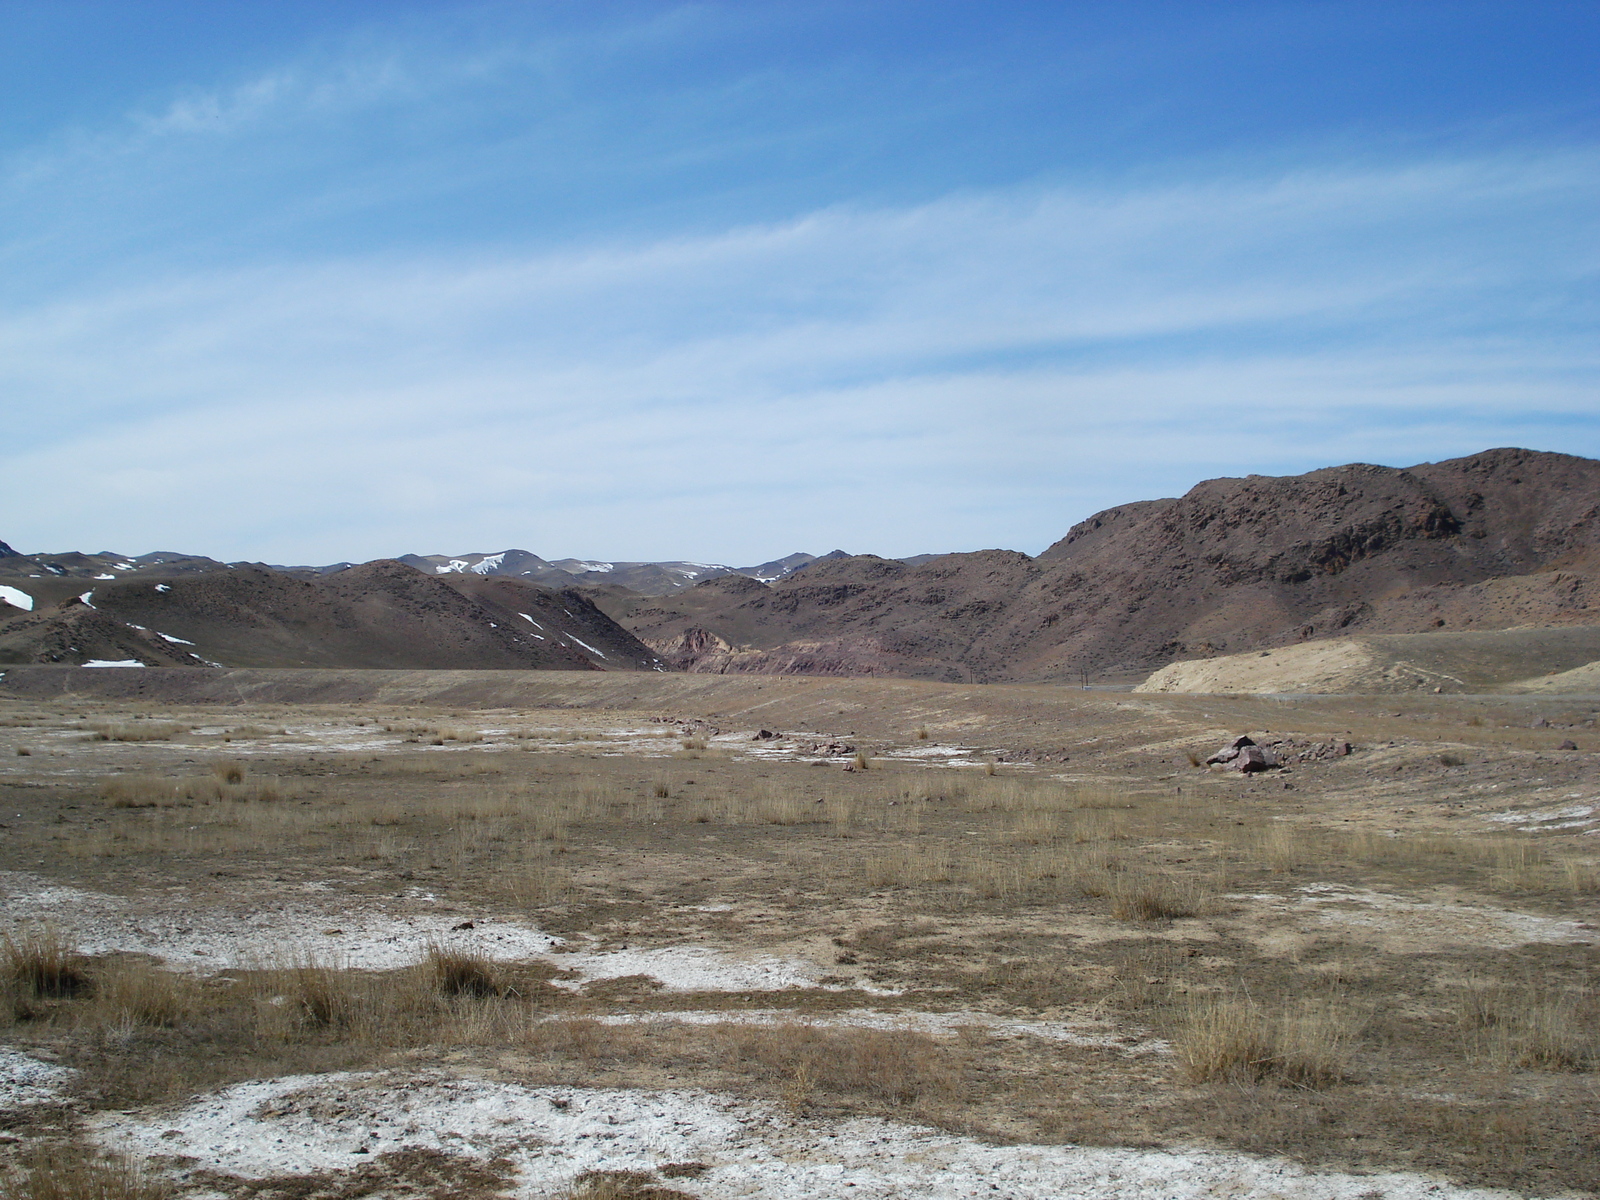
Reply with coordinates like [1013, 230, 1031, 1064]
[1, 667, 1597, 1199]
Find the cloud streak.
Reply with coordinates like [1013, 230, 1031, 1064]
[3, 145, 1597, 562]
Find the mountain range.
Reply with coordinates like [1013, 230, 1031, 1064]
[0, 546, 859, 594]
[308, 549, 946, 592]
[3, 448, 1597, 681]
[588, 448, 1600, 682]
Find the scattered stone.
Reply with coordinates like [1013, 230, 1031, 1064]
[1559, 739, 1578, 751]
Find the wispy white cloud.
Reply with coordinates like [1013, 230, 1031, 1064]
[2, 147, 1596, 562]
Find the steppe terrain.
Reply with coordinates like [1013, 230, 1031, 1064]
[2, 667, 1598, 1199]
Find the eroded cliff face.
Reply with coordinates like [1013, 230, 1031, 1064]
[597, 449, 1600, 683]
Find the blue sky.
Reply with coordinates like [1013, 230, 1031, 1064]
[3, 2, 1598, 565]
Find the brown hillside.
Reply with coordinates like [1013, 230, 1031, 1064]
[0, 561, 660, 670]
[0, 599, 211, 668]
[594, 448, 1600, 683]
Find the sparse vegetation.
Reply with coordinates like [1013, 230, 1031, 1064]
[1454, 976, 1598, 1070]
[1, 685, 1598, 1196]
[1110, 871, 1208, 921]
[91, 722, 186, 742]
[2, 1147, 171, 1200]
[211, 759, 245, 784]
[4, 926, 90, 1000]
[1175, 997, 1354, 1088]
[425, 944, 506, 998]
[87, 959, 204, 1028]
[562, 1169, 697, 1200]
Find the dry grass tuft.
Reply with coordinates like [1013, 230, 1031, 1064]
[721, 1024, 954, 1107]
[211, 760, 245, 785]
[511, 862, 573, 905]
[1454, 977, 1597, 1070]
[562, 1170, 697, 1200]
[91, 722, 186, 742]
[98, 773, 284, 809]
[1110, 872, 1206, 921]
[261, 959, 368, 1033]
[425, 945, 506, 998]
[4, 926, 91, 999]
[1176, 997, 1353, 1088]
[2, 1146, 171, 1200]
[87, 960, 204, 1028]
[222, 724, 285, 739]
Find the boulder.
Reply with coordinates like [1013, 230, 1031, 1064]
[1206, 735, 1256, 765]
[1236, 745, 1277, 773]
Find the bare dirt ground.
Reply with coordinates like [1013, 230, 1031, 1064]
[1, 667, 1597, 1199]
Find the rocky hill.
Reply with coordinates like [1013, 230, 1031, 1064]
[0, 560, 660, 671]
[596, 448, 1600, 683]
[6, 447, 1595, 682]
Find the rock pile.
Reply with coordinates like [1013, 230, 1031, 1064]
[1206, 735, 1279, 773]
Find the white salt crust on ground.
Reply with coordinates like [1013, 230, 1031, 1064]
[1289, 883, 1597, 950]
[0, 1049, 75, 1109]
[549, 1008, 1167, 1054]
[0, 874, 558, 972]
[551, 946, 895, 994]
[93, 1071, 1529, 1200]
[0, 720, 1013, 772]
[0, 873, 877, 992]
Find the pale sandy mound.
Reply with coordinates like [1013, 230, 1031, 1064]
[1136, 640, 1382, 694]
[1137, 626, 1600, 694]
[1504, 658, 1600, 693]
